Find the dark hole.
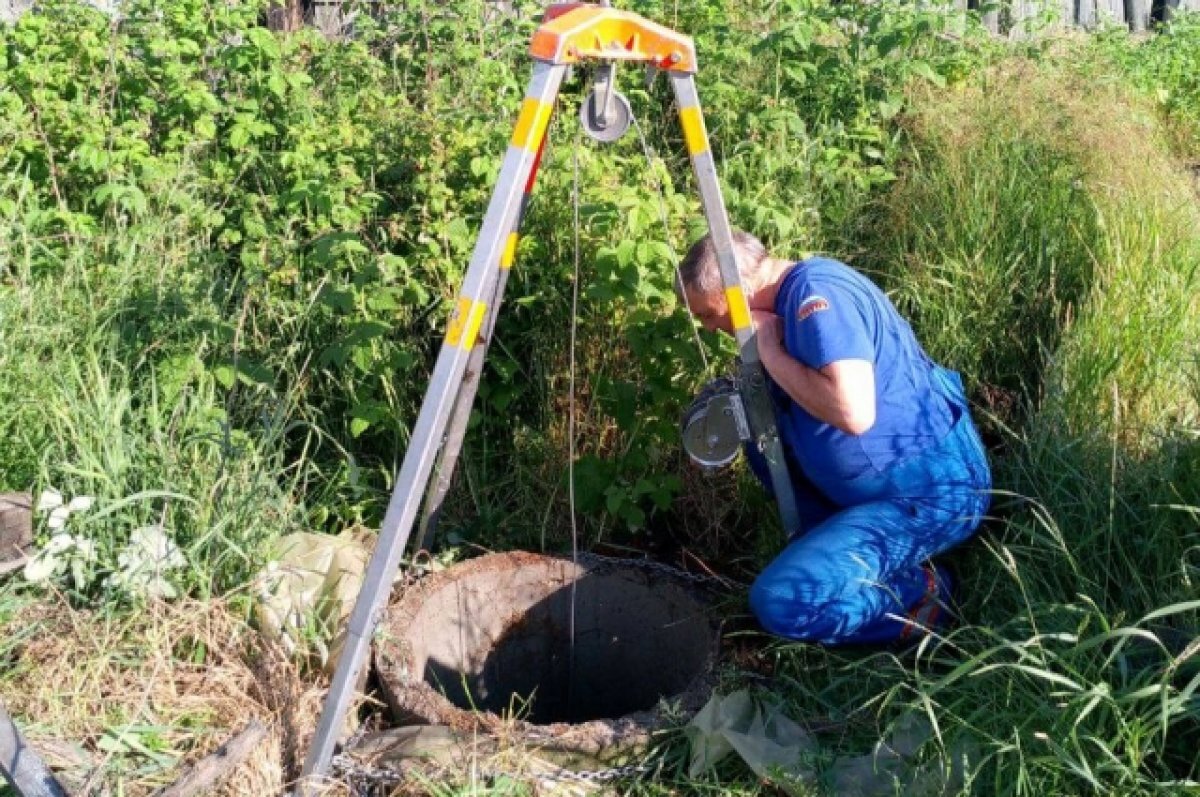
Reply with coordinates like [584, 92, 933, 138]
[420, 570, 713, 724]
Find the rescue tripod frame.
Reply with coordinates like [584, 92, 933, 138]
[297, 3, 801, 789]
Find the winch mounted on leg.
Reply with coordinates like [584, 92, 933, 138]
[297, 4, 801, 790]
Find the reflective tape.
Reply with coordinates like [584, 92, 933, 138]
[725, 285, 751, 331]
[678, 105, 708, 156]
[445, 297, 487, 349]
[500, 232, 519, 270]
[511, 98, 554, 152]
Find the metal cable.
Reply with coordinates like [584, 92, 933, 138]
[567, 123, 583, 717]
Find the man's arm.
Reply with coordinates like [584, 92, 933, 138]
[752, 310, 876, 435]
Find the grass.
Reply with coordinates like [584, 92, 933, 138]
[818, 43, 1200, 796]
[1, 2, 1199, 795]
[0, 591, 325, 794]
[0, 197, 312, 600]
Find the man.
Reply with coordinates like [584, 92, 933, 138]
[679, 231, 991, 645]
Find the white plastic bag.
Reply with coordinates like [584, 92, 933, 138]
[254, 529, 375, 668]
[686, 690, 816, 789]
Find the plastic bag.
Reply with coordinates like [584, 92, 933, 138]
[687, 692, 970, 796]
[827, 713, 971, 797]
[254, 529, 375, 668]
[685, 690, 816, 789]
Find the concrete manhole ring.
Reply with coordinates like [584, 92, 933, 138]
[374, 551, 721, 760]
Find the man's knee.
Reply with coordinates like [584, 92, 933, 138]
[749, 565, 854, 642]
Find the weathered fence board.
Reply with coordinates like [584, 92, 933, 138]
[1127, 0, 1151, 30]
[1105, 0, 1128, 25]
[1, 0, 34, 23]
[961, 0, 1192, 34]
[1164, 0, 1200, 20]
[5, 0, 1200, 31]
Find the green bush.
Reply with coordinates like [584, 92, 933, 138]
[1095, 11, 1200, 156]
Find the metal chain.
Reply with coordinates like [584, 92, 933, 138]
[576, 549, 745, 590]
[537, 760, 654, 783]
[329, 747, 656, 793]
[330, 751, 407, 786]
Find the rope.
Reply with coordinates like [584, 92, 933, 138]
[562, 73, 716, 714]
[567, 122, 583, 717]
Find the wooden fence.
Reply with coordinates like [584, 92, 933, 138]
[956, 0, 1200, 34]
[3, 0, 1200, 42]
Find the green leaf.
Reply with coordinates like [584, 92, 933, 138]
[194, 115, 217, 139]
[619, 503, 646, 528]
[246, 27, 281, 60]
[211, 359, 273, 389]
[605, 488, 625, 515]
[229, 124, 250, 150]
[212, 365, 235, 389]
[878, 98, 904, 120]
[367, 291, 400, 312]
[909, 61, 946, 88]
[616, 239, 636, 268]
[267, 72, 287, 100]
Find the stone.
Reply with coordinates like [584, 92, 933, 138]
[0, 493, 33, 576]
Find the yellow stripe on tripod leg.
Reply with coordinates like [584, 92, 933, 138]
[678, 106, 709, 156]
[500, 232, 519, 270]
[725, 286, 751, 331]
[511, 98, 553, 152]
[445, 297, 488, 349]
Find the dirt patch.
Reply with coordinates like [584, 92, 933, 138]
[0, 492, 32, 572]
[0, 595, 331, 795]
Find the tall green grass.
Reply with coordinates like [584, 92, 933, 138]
[802, 51, 1200, 795]
[0, 169, 311, 599]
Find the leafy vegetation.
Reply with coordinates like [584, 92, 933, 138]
[1, 0, 1198, 794]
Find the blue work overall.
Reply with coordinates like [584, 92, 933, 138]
[749, 365, 991, 644]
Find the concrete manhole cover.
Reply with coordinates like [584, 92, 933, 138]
[375, 551, 720, 758]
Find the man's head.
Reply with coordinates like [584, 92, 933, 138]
[676, 230, 770, 333]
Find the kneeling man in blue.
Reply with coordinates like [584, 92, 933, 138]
[679, 231, 992, 645]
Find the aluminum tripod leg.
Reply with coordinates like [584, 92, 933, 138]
[416, 140, 548, 553]
[296, 61, 566, 792]
[670, 73, 802, 537]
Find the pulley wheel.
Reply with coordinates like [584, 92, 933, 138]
[580, 89, 633, 143]
[681, 392, 746, 469]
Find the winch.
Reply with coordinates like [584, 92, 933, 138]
[680, 377, 751, 469]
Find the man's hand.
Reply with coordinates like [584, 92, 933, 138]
[751, 310, 785, 369]
[751, 310, 876, 435]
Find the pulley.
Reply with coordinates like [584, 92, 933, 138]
[580, 62, 632, 143]
[681, 377, 752, 469]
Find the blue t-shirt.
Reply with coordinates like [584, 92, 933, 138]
[771, 257, 954, 504]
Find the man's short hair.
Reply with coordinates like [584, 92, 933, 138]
[676, 230, 769, 297]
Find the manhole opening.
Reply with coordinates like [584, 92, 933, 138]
[382, 554, 716, 726]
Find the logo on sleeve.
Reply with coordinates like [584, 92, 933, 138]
[796, 295, 830, 322]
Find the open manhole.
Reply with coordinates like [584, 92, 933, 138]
[375, 551, 719, 757]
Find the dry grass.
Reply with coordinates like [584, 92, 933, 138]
[892, 55, 1200, 443]
[0, 593, 333, 795]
